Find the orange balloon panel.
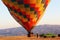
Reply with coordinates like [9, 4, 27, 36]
[2, 0, 50, 32]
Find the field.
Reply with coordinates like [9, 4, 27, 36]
[0, 36, 60, 40]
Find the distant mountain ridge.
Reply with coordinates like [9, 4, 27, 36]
[0, 25, 60, 36]
[32, 25, 60, 34]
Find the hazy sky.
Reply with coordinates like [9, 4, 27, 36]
[0, 0, 60, 29]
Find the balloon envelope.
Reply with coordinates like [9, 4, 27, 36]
[2, 0, 50, 32]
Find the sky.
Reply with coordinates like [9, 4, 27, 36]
[0, 0, 60, 29]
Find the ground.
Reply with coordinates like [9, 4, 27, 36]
[0, 36, 60, 40]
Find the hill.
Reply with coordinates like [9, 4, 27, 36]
[0, 25, 60, 36]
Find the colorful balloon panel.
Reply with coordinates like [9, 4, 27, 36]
[2, 0, 50, 32]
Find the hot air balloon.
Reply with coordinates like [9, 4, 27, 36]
[2, 0, 50, 37]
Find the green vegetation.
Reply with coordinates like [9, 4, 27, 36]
[40, 33, 56, 38]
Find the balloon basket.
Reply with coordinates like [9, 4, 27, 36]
[27, 31, 34, 37]
[27, 32, 31, 37]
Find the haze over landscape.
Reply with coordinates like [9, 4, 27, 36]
[0, 25, 60, 36]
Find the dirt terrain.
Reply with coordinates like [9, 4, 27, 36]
[0, 36, 60, 40]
